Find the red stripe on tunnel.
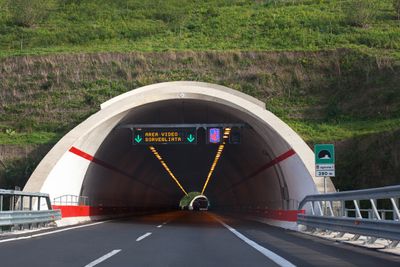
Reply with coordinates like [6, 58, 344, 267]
[68, 146, 172, 197]
[248, 148, 296, 178]
[69, 146, 93, 161]
[69, 146, 121, 173]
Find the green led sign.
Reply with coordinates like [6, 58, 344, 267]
[133, 128, 197, 145]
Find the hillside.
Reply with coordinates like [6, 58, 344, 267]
[0, 0, 399, 191]
[0, 0, 399, 57]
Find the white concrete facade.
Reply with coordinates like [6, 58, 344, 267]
[24, 81, 335, 212]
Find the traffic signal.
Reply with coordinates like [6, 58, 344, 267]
[207, 127, 222, 144]
[229, 127, 241, 144]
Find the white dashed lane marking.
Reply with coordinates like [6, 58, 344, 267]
[136, 232, 152, 242]
[84, 249, 121, 267]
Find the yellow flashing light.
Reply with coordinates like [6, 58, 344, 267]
[201, 142, 227, 194]
[148, 146, 188, 196]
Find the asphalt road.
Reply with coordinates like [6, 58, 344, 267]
[0, 211, 399, 266]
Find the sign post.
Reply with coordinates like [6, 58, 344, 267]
[315, 144, 335, 215]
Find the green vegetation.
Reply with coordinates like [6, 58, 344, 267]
[0, 156, 41, 189]
[5, 0, 55, 27]
[394, 0, 400, 20]
[343, 0, 377, 27]
[288, 118, 400, 143]
[0, 0, 399, 57]
[179, 192, 201, 208]
[0, 132, 60, 145]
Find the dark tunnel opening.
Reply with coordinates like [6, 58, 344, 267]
[81, 99, 287, 212]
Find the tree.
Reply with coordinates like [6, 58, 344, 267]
[343, 0, 377, 27]
[394, 0, 400, 20]
[6, 0, 55, 27]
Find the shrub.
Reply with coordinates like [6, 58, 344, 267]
[394, 0, 400, 20]
[343, 0, 377, 27]
[6, 0, 55, 27]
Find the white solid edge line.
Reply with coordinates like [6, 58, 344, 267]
[213, 216, 296, 267]
[84, 249, 121, 267]
[0, 220, 111, 244]
[136, 232, 152, 241]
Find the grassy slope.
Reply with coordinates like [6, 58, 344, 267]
[0, 0, 399, 57]
[1, 50, 399, 145]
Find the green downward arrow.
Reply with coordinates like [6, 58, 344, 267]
[135, 135, 143, 143]
[187, 134, 195, 143]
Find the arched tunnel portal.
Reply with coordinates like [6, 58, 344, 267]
[24, 82, 335, 226]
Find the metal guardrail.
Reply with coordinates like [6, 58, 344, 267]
[0, 210, 61, 227]
[1, 189, 61, 232]
[298, 185, 400, 208]
[298, 185, 400, 248]
[53, 195, 89, 206]
[0, 189, 52, 212]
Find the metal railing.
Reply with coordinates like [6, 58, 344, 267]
[297, 185, 400, 248]
[0, 189, 61, 232]
[53, 195, 89, 206]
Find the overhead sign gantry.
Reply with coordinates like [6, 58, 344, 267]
[133, 128, 197, 145]
[116, 123, 246, 145]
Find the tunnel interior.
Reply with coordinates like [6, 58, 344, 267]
[80, 99, 292, 212]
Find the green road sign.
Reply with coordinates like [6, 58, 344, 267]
[315, 144, 335, 177]
[133, 128, 197, 145]
[315, 144, 335, 165]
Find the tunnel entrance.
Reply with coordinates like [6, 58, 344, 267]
[190, 195, 209, 211]
[179, 192, 209, 211]
[24, 81, 334, 227]
[81, 99, 295, 212]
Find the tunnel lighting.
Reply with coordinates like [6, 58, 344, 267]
[148, 146, 188, 196]
[201, 137, 228, 194]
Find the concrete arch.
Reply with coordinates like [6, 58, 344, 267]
[24, 81, 334, 215]
[189, 195, 209, 210]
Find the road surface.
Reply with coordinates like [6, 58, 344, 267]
[0, 211, 399, 266]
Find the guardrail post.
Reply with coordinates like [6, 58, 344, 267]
[390, 198, 400, 221]
[351, 234, 360, 241]
[327, 201, 334, 216]
[29, 196, 33, 211]
[340, 200, 345, 217]
[353, 200, 362, 218]
[317, 201, 323, 216]
[370, 199, 381, 220]
[10, 195, 14, 211]
[45, 196, 52, 210]
[0, 195, 3, 211]
[388, 241, 399, 249]
[19, 196, 24, 210]
[365, 237, 377, 245]
[310, 201, 315, 215]
[37, 197, 41, 211]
